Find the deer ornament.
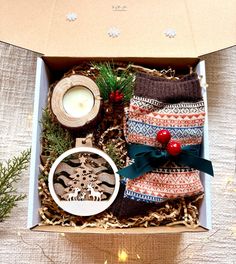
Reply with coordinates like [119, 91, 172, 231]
[67, 187, 81, 201]
[87, 184, 103, 201]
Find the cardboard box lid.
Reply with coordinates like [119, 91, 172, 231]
[0, 0, 235, 57]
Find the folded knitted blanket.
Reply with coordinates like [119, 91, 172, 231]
[110, 72, 205, 218]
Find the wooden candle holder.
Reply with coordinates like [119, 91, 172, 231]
[51, 75, 101, 128]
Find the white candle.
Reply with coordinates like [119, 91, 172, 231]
[63, 86, 94, 118]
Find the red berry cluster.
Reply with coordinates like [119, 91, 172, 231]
[109, 90, 124, 102]
[156, 129, 182, 156]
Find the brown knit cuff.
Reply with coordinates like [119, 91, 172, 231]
[109, 183, 159, 219]
[134, 72, 202, 103]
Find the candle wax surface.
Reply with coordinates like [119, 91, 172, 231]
[63, 86, 95, 118]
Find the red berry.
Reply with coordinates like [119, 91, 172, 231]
[156, 130, 171, 144]
[119, 93, 124, 100]
[166, 140, 182, 156]
[113, 90, 124, 102]
[116, 94, 123, 101]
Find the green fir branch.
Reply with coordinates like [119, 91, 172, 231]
[40, 109, 74, 162]
[93, 62, 135, 101]
[0, 149, 30, 222]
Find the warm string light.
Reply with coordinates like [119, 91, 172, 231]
[118, 249, 128, 262]
[16, 224, 236, 263]
[26, 113, 33, 130]
[63, 233, 143, 262]
[226, 177, 234, 185]
[231, 225, 236, 236]
[224, 176, 236, 193]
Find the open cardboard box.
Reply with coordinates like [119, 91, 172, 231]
[28, 56, 211, 234]
[0, 0, 235, 234]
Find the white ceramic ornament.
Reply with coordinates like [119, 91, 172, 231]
[48, 146, 120, 216]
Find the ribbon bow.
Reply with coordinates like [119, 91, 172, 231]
[117, 144, 214, 179]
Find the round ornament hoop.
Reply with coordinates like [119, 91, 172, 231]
[48, 147, 120, 216]
[51, 75, 101, 128]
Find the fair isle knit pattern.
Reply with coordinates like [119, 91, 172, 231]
[125, 166, 203, 202]
[127, 96, 205, 147]
[124, 95, 205, 202]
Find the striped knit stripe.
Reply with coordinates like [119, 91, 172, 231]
[128, 120, 204, 138]
[128, 112, 205, 127]
[124, 190, 167, 203]
[127, 134, 203, 147]
[131, 96, 205, 109]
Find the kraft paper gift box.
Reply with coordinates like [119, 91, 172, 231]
[0, 0, 235, 234]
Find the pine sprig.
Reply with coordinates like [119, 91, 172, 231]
[41, 109, 74, 162]
[94, 62, 135, 102]
[0, 149, 30, 221]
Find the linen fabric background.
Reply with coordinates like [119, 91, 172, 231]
[0, 42, 235, 264]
